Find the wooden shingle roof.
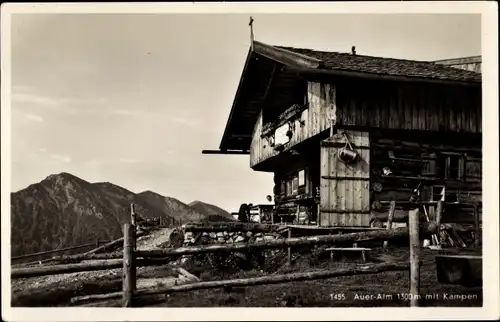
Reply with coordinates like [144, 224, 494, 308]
[279, 45, 481, 82]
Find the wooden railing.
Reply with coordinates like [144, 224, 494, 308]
[11, 239, 110, 265]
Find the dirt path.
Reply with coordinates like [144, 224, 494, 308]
[136, 227, 174, 250]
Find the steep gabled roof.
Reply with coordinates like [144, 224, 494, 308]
[279, 45, 481, 82]
[204, 41, 481, 154]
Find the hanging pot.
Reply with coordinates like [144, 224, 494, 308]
[338, 147, 360, 164]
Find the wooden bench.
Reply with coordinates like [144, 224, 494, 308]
[326, 247, 372, 263]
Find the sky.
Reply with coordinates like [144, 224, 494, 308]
[10, 13, 481, 212]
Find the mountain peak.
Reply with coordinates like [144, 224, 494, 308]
[41, 172, 92, 188]
[139, 190, 158, 196]
[45, 172, 77, 181]
[188, 200, 231, 219]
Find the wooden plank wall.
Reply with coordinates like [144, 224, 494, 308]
[335, 80, 481, 134]
[320, 130, 371, 227]
[370, 133, 482, 224]
[250, 82, 335, 168]
[448, 62, 482, 73]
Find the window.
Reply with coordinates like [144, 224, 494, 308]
[291, 175, 299, 195]
[283, 172, 302, 197]
[298, 170, 305, 187]
[438, 153, 464, 180]
[447, 156, 462, 179]
[286, 180, 293, 196]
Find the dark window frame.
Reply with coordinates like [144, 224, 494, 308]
[438, 152, 465, 180]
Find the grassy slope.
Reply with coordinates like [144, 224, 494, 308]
[153, 247, 482, 307]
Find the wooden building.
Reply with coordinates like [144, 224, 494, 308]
[434, 56, 482, 74]
[249, 204, 275, 224]
[203, 41, 482, 228]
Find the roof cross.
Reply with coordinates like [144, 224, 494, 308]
[249, 16, 254, 50]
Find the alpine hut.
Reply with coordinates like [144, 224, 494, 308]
[203, 40, 482, 229]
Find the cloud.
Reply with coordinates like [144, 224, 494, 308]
[109, 109, 141, 116]
[169, 115, 199, 127]
[84, 159, 104, 168]
[118, 158, 143, 164]
[49, 154, 72, 163]
[23, 113, 44, 123]
[11, 85, 107, 115]
[12, 109, 45, 124]
[84, 158, 144, 167]
[105, 109, 200, 129]
[11, 92, 61, 107]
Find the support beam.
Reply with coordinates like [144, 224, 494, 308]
[261, 64, 277, 100]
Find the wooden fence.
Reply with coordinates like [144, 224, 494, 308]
[11, 202, 429, 308]
[11, 239, 111, 265]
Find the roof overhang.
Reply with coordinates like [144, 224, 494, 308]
[284, 66, 482, 87]
[201, 149, 249, 155]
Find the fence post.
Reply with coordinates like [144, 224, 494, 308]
[408, 208, 420, 307]
[435, 201, 443, 246]
[130, 204, 137, 227]
[383, 201, 396, 248]
[123, 224, 136, 307]
[474, 204, 480, 247]
[287, 227, 292, 265]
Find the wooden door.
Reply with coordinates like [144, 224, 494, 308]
[319, 130, 371, 227]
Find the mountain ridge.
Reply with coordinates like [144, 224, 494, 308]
[10, 172, 233, 257]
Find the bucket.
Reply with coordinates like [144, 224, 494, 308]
[338, 148, 359, 164]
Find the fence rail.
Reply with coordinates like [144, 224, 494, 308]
[11, 240, 111, 264]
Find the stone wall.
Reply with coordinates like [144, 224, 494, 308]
[183, 231, 282, 246]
